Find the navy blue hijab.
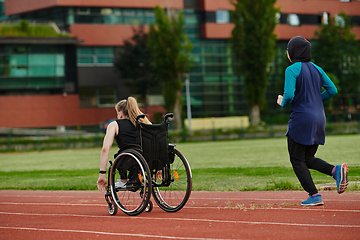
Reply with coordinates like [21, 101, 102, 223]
[287, 36, 311, 63]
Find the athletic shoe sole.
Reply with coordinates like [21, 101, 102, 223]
[301, 201, 324, 206]
[338, 163, 349, 194]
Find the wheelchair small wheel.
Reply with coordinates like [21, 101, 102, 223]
[109, 149, 152, 216]
[152, 149, 192, 212]
[145, 200, 153, 212]
[108, 202, 118, 215]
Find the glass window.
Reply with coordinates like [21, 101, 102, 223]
[77, 47, 93, 55]
[78, 47, 114, 66]
[192, 56, 201, 63]
[202, 46, 219, 54]
[10, 67, 27, 77]
[79, 87, 97, 107]
[98, 87, 117, 105]
[56, 54, 65, 66]
[55, 66, 65, 76]
[0, 45, 66, 91]
[124, 9, 136, 24]
[101, 8, 115, 24]
[319, 12, 329, 25]
[216, 10, 230, 24]
[90, 8, 101, 14]
[335, 14, 345, 27]
[29, 45, 52, 54]
[191, 47, 201, 54]
[78, 57, 94, 64]
[112, 9, 123, 24]
[28, 66, 55, 76]
[77, 7, 90, 15]
[204, 76, 220, 82]
[0, 77, 28, 88]
[79, 87, 117, 107]
[184, 16, 198, 25]
[101, 8, 113, 15]
[287, 14, 300, 26]
[134, 9, 144, 25]
[5, 45, 27, 54]
[0, 0, 7, 20]
[97, 57, 113, 64]
[95, 47, 113, 55]
[67, 8, 75, 24]
[144, 10, 155, 25]
[9, 55, 28, 66]
[29, 54, 56, 66]
[205, 66, 220, 73]
[204, 56, 219, 64]
[276, 12, 281, 24]
[114, 9, 122, 16]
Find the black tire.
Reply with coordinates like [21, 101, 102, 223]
[152, 149, 192, 212]
[108, 202, 118, 215]
[110, 149, 152, 216]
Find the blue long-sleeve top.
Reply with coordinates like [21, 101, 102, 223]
[281, 62, 337, 145]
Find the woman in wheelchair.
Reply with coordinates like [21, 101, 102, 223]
[97, 96, 151, 192]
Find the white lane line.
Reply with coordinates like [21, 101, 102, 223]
[1, 194, 359, 202]
[0, 226, 231, 240]
[189, 197, 360, 202]
[1, 202, 360, 213]
[1, 211, 359, 228]
[0, 202, 104, 207]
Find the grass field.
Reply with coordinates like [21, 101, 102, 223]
[0, 135, 359, 191]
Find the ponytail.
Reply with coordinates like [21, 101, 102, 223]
[116, 97, 151, 126]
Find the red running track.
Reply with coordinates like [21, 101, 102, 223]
[0, 190, 359, 240]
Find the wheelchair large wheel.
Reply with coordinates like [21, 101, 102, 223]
[152, 149, 192, 212]
[110, 149, 152, 216]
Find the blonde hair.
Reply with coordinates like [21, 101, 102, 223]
[115, 96, 151, 126]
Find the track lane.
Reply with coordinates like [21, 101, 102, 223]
[0, 190, 359, 240]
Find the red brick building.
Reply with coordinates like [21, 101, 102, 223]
[1, 0, 359, 128]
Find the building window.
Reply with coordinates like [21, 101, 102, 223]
[3, 54, 65, 77]
[276, 12, 281, 23]
[335, 14, 345, 27]
[77, 7, 90, 15]
[287, 14, 300, 26]
[0, 0, 7, 20]
[0, 45, 66, 90]
[319, 12, 329, 25]
[77, 47, 114, 66]
[216, 10, 230, 24]
[79, 87, 117, 107]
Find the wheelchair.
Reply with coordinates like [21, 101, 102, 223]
[104, 113, 192, 216]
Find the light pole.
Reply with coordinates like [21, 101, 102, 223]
[185, 74, 192, 132]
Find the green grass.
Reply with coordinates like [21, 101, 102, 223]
[0, 20, 71, 37]
[0, 135, 359, 191]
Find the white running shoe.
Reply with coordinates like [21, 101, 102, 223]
[115, 179, 126, 188]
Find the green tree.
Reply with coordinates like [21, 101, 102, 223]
[115, 26, 157, 110]
[148, 6, 193, 129]
[230, 0, 279, 125]
[312, 12, 360, 100]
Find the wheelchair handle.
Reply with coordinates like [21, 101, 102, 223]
[136, 114, 146, 121]
[164, 113, 174, 122]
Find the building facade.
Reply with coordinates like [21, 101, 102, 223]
[1, 0, 360, 128]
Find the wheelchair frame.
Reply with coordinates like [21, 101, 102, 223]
[105, 113, 192, 216]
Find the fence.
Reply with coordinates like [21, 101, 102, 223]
[0, 114, 359, 152]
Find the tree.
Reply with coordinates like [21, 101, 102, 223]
[115, 26, 157, 110]
[312, 12, 360, 100]
[230, 0, 279, 125]
[147, 6, 193, 129]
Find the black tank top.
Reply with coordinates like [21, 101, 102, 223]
[114, 119, 136, 149]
